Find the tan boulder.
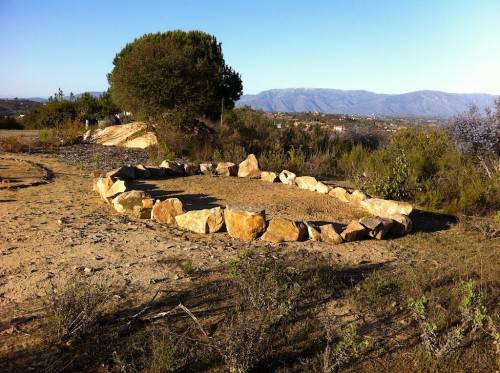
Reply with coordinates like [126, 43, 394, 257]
[320, 224, 343, 244]
[305, 222, 321, 241]
[261, 218, 306, 243]
[359, 216, 394, 240]
[112, 190, 152, 218]
[106, 165, 136, 179]
[295, 176, 318, 191]
[315, 182, 330, 194]
[104, 179, 127, 199]
[160, 160, 185, 175]
[135, 164, 151, 179]
[200, 162, 216, 175]
[360, 198, 413, 218]
[224, 206, 266, 241]
[237, 154, 261, 178]
[261, 171, 278, 183]
[389, 214, 413, 235]
[349, 190, 368, 205]
[279, 170, 296, 185]
[175, 207, 224, 234]
[329, 187, 350, 203]
[151, 198, 184, 224]
[93, 177, 114, 202]
[216, 162, 238, 176]
[341, 220, 369, 242]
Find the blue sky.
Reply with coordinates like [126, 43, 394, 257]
[1, 0, 499, 97]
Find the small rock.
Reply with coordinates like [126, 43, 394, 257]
[305, 222, 322, 241]
[295, 176, 318, 191]
[106, 165, 136, 179]
[329, 187, 350, 203]
[83, 267, 93, 273]
[320, 224, 344, 244]
[103, 179, 127, 199]
[151, 198, 184, 224]
[261, 218, 306, 243]
[160, 160, 185, 175]
[112, 190, 152, 218]
[360, 198, 413, 218]
[341, 220, 369, 242]
[184, 162, 200, 176]
[260, 171, 278, 183]
[315, 182, 330, 194]
[175, 207, 224, 234]
[389, 214, 413, 235]
[215, 162, 238, 176]
[348, 190, 368, 205]
[200, 162, 216, 175]
[279, 170, 296, 185]
[359, 216, 394, 239]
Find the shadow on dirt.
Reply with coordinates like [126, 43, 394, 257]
[410, 209, 457, 233]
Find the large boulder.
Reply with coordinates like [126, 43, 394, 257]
[200, 162, 216, 175]
[279, 170, 296, 185]
[175, 207, 224, 234]
[112, 190, 152, 218]
[340, 220, 369, 242]
[329, 187, 350, 203]
[184, 162, 200, 176]
[295, 176, 318, 191]
[89, 122, 157, 149]
[106, 165, 136, 179]
[238, 154, 261, 178]
[261, 218, 306, 243]
[151, 198, 184, 225]
[389, 214, 413, 235]
[261, 171, 278, 183]
[359, 216, 394, 240]
[134, 164, 151, 179]
[160, 160, 185, 176]
[315, 182, 330, 194]
[216, 162, 238, 176]
[224, 206, 266, 241]
[320, 224, 343, 244]
[360, 198, 413, 218]
[305, 222, 321, 241]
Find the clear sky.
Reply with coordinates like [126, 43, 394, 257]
[1, 0, 499, 97]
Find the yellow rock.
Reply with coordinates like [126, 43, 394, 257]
[295, 176, 318, 191]
[340, 220, 369, 242]
[238, 154, 261, 178]
[224, 206, 266, 241]
[329, 187, 350, 202]
[175, 207, 224, 234]
[151, 198, 184, 225]
[216, 162, 238, 176]
[360, 198, 413, 218]
[320, 224, 343, 244]
[315, 182, 330, 194]
[261, 218, 306, 243]
[261, 171, 278, 183]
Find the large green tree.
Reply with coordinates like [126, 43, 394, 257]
[108, 30, 243, 121]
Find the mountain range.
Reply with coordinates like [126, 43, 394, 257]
[236, 88, 498, 117]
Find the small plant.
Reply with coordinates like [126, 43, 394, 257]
[408, 280, 492, 359]
[372, 151, 411, 200]
[44, 276, 109, 343]
[322, 321, 369, 373]
[179, 258, 194, 276]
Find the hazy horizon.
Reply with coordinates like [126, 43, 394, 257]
[1, 0, 499, 97]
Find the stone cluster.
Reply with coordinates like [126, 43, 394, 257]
[92, 154, 413, 244]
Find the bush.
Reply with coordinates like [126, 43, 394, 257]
[0, 116, 23, 129]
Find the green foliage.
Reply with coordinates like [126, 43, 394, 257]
[24, 89, 120, 129]
[108, 30, 242, 121]
[371, 151, 411, 200]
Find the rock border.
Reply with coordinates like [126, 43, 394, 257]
[0, 157, 54, 190]
[92, 154, 413, 244]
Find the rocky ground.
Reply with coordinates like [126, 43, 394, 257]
[0, 146, 497, 372]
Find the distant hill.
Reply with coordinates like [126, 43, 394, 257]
[237, 89, 498, 117]
[0, 99, 42, 116]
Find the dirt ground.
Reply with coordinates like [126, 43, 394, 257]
[0, 153, 396, 355]
[1, 149, 496, 372]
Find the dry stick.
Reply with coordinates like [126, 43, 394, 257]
[144, 303, 209, 338]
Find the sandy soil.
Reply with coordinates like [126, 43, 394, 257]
[0, 152, 396, 359]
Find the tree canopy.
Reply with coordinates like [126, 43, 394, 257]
[108, 30, 243, 120]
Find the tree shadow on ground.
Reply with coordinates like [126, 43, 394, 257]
[410, 209, 457, 233]
[0, 254, 392, 373]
